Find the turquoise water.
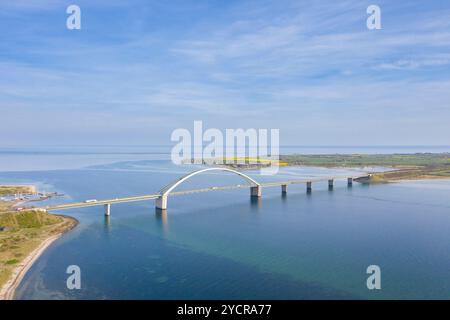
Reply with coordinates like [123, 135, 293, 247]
[1, 150, 450, 299]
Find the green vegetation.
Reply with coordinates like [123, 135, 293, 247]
[0, 195, 77, 292]
[0, 201, 12, 212]
[0, 185, 35, 196]
[0, 210, 63, 230]
[280, 153, 450, 182]
[280, 153, 450, 168]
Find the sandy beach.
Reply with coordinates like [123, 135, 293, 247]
[0, 233, 61, 300]
[0, 215, 78, 300]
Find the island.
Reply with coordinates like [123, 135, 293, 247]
[199, 153, 450, 182]
[279, 153, 450, 182]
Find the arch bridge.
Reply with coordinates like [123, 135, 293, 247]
[156, 167, 261, 210]
[41, 167, 368, 214]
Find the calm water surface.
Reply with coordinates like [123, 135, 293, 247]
[1, 148, 450, 299]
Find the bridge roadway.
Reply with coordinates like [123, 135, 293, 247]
[43, 174, 366, 212]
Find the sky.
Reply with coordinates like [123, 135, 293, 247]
[1, 0, 450, 146]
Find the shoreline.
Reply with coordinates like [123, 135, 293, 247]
[216, 162, 450, 183]
[0, 213, 78, 300]
[281, 165, 450, 182]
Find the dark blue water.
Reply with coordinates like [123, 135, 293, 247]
[2, 157, 450, 299]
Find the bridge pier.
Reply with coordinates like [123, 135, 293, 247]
[104, 203, 111, 216]
[328, 179, 334, 190]
[306, 181, 312, 193]
[281, 184, 287, 194]
[156, 195, 168, 210]
[347, 177, 353, 187]
[250, 185, 262, 198]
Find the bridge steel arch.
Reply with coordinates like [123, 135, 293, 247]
[156, 167, 261, 210]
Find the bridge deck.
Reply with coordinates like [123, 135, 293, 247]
[42, 174, 366, 211]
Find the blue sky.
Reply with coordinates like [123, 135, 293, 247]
[1, 0, 450, 146]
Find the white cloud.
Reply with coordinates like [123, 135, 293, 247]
[374, 55, 450, 70]
[1, 0, 450, 145]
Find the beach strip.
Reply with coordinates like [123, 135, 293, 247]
[0, 219, 77, 300]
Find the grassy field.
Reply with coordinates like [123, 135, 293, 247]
[280, 153, 450, 167]
[279, 153, 450, 182]
[0, 185, 35, 196]
[0, 199, 77, 292]
[0, 201, 13, 212]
